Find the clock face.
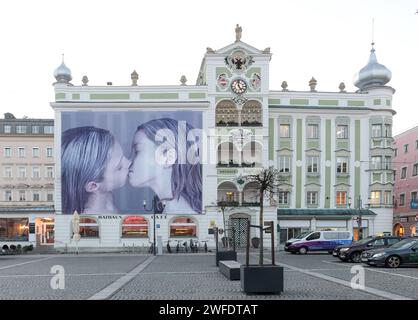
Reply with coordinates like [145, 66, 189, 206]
[231, 78, 247, 94]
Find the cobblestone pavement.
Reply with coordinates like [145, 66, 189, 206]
[0, 251, 417, 300]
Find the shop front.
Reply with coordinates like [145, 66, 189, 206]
[0, 206, 55, 250]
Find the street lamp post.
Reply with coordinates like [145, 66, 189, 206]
[357, 195, 363, 240]
[218, 200, 229, 248]
[143, 197, 166, 256]
[351, 195, 370, 241]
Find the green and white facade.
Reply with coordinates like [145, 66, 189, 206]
[51, 33, 395, 251]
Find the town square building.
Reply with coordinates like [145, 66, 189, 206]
[393, 126, 418, 237]
[50, 26, 396, 251]
[0, 113, 55, 250]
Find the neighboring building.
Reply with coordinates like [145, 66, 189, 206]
[51, 27, 395, 252]
[393, 126, 418, 237]
[0, 113, 55, 249]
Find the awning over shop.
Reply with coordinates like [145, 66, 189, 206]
[277, 208, 376, 218]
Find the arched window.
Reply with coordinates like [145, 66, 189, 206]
[241, 100, 262, 126]
[242, 181, 260, 206]
[215, 100, 239, 126]
[217, 142, 240, 166]
[217, 181, 239, 206]
[78, 217, 99, 238]
[121, 216, 148, 238]
[170, 217, 197, 237]
[241, 141, 262, 166]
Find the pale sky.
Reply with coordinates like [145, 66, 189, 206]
[0, 0, 417, 135]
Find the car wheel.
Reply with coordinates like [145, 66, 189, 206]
[385, 255, 401, 269]
[349, 251, 362, 263]
[299, 247, 308, 255]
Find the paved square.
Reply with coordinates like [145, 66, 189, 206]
[0, 251, 417, 300]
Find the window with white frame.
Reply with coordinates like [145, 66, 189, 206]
[416, 140, 418, 149]
[45, 166, 54, 179]
[18, 166, 26, 178]
[413, 164, 418, 176]
[4, 125, 11, 133]
[18, 147, 25, 158]
[32, 126, 40, 134]
[307, 191, 318, 205]
[47, 193, 53, 202]
[121, 216, 148, 238]
[278, 191, 290, 204]
[32, 147, 40, 158]
[4, 167, 12, 178]
[4, 147, 11, 157]
[399, 193, 405, 206]
[278, 156, 291, 173]
[19, 191, 26, 202]
[46, 147, 53, 158]
[336, 125, 348, 139]
[384, 156, 392, 170]
[336, 157, 349, 174]
[5, 190, 12, 201]
[44, 125, 54, 134]
[384, 191, 392, 205]
[404, 144, 409, 153]
[401, 167, 407, 179]
[411, 191, 417, 202]
[33, 192, 40, 202]
[307, 124, 319, 139]
[335, 191, 347, 206]
[32, 166, 40, 178]
[16, 125, 27, 134]
[371, 156, 382, 169]
[279, 124, 290, 138]
[77, 217, 99, 238]
[370, 191, 381, 205]
[371, 124, 382, 138]
[384, 124, 392, 137]
[307, 156, 319, 173]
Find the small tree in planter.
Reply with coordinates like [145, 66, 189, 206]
[244, 168, 284, 265]
[241, 167, 285, 294]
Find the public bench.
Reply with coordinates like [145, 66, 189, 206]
[219, 260, 241, 280]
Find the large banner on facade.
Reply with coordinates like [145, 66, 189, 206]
[61, 111, 202, 215]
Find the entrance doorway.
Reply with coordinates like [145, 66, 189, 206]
[393, 223, 404, 237]
[229, 216, 249, 248]
[40, 218, 55, 245]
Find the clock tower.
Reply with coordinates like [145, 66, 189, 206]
[197, 25, 276, 248]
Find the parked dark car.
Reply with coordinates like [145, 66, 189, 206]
[333, 236, 404, 263]
[361, 238, 418, 268]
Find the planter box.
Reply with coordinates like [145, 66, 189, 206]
[215, 250, 237, 266]
[240, 265, 284, 294]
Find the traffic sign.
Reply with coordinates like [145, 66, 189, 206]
[415, 213, 418, 221]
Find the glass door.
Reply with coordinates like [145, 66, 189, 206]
[41, 223, 55, 245]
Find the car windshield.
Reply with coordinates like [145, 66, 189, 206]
[352, 237, 374, 245]
[389, 239, 418, 249]
[295, 231, 312, 239]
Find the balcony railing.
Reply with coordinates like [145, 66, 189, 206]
[241, 201, 260, 207]
[216, 120, 262, 127]
[217, 200, 260, 207]
[217, 201, 239, 207]
[217, 162, 258, 168]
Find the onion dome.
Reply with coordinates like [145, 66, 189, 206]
[354, 43, 391, 90]
[53, 55, 72, 85]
